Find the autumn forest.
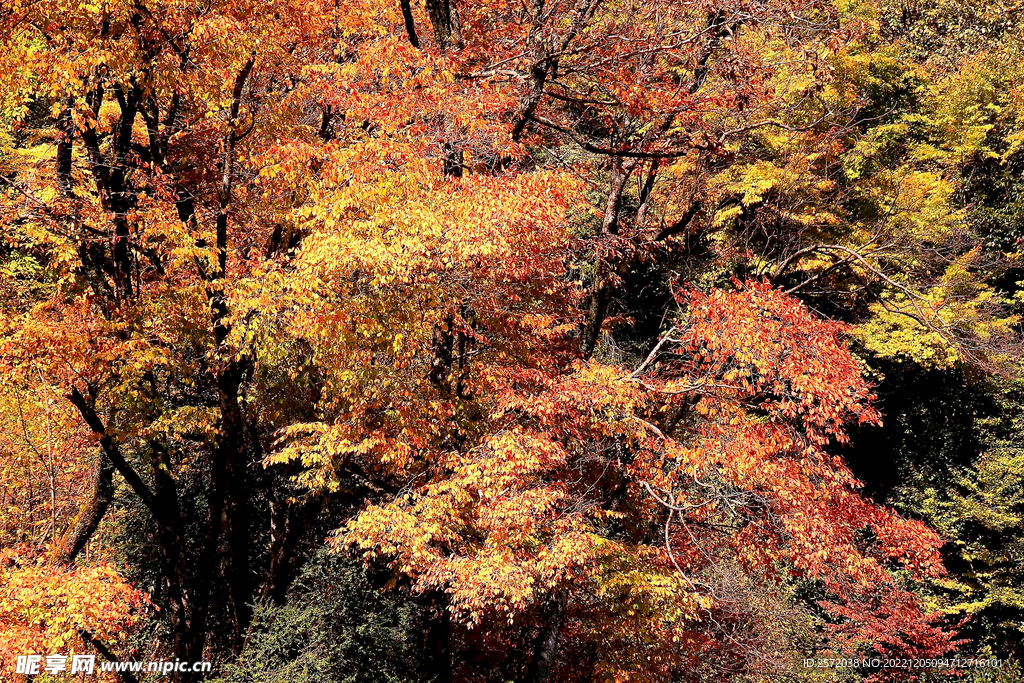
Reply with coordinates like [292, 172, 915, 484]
[0, 0, 1022, 680]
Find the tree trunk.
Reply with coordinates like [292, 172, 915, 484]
[55, 104, 73, 196]
[217, 366, 254, 648]
[400, 0, 420, 48]
[264, 494, 323, 604]
[50, 453, 114, 565]
[421, 590, 453, 683]
[581, 157, 637, 358]
[524, 592, 567, 683]
[424, 0, 454, 52]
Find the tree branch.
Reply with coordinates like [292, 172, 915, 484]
[67, 386, 159, 516]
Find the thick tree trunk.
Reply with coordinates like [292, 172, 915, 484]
[180, 440, 228, 682]
[215, 366, 254, 648]
[148, 442, 194, 676]
[424, 0, 454, 51]
[524, 592, 567, 683]
[421, 590, 453, 683]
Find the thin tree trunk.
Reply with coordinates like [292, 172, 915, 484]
[264, 494, 323, 604]
[400, 0, 420, 48]
[581, 157, 637, 358]
[50, 453, 114, 565]
[55, 104, 73, 196]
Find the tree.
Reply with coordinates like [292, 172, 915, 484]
[300, 277, 958, 680]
